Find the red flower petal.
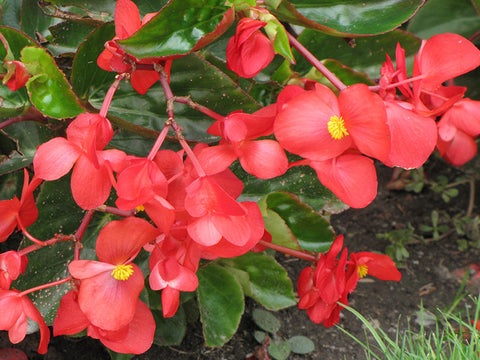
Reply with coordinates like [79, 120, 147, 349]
[33, 137, 81, 181]
[339, 84, 390, 162]
[239, 139, 288, 179]
[53, 290, 89, 336]
[309, 153, 378, 209]
[114, 0, 141, 39]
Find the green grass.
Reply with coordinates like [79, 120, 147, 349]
[337, 295, 480, 360]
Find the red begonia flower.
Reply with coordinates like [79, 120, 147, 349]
[226, 18, 274, 78]
[97, 0, 165, 94]
[383, 101, 437, 169]
[275, 83, 390, 162]
[196, 201, 264, 258]
[115, 156, 175, 234]
[185, 176, 260, 247]
[54, 290, 154, 354]
[0, 289, 50, 354]
[0, 169, 41, 242]
[297, 235, 349, 326]
[346, 251, 401, 293]
[33, 113, 126, 209]
[0, 251, 28, 290]
[202, 110, 288, 179]
[436, 98, 480, 166]
[3, 61, 30, 91]
[68, 217, 159, 331]
[308, 152, 378, 209]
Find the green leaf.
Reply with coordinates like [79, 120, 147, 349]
[268, 0, 424, 36]
[291, 29, 421, 79]
[47, 20, 98, 56]
[265, 192, 335, 253]
[0, 0, 22, 30]
[118, 0, 233, 59]
[407, 0, 480, 39]
[264, 17, 295, 63]
[152, 307, 187, 346]
[228, 252, 296, 310]
[106, 349, 135, 360]
[238, 163, 348, 213]
[268, 338, 291, 360]
[196, 263, 244, 347]
[21, 46, 85, 118]
[252, 308, 281, 334]
[0, 121, 53, 175]
[71, 22, 116, 100]
[287, 335, 315, 354]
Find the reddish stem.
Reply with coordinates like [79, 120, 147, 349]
[174, 97, 225, 122]
[257, 240, 317, 262]
[94, 205, 136, 217]
[179, 138, 206, 177]
[99, 74, 126, 118]
[19, 277, 71, 297]
[287, 32, 347, 91]
[147, 125, 171, 161]
[74, 210, 94, 260]
[18, 234, 73, 257]
[0, 114, 47, 131]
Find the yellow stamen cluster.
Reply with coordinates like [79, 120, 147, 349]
[357, 264, 368, 279]
[136, 205, 145, 212]
[327, 115, 349, 140]
[112, 264, 134, 281]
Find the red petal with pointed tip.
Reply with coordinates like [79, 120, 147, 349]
[0, 199, 20, 243]
[53, 290, 89, 336]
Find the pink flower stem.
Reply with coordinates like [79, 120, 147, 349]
[287, 32, 347, 91]
[257, 240, 317, 262]
[368, 74, 426, 92]
[73, 210, 94, 260]
[16, 215, 45, 246]
[94, 205, 136, 217]
[99, 74, 126, 118]
[0, 114, 47, 131]
[18, 234, 73, 257]
[147, 125, 170, 161]
[157, 64, 207, 177]
[19, 277, 71, 297]
[174, 96, 225, 122]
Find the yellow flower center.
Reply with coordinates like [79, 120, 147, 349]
[327, 115, 349, 140]
[136, 205, 145, 212]
[112, 264, 134, 281]
[357, 264, 368, 279]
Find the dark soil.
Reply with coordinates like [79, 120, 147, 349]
[2, 156, 480, 360]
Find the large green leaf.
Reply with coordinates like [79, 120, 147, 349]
[196, 263, 244, 347]
[71, 22, 116, 100]
[268, 0, 424, 36]
[237, 163, 347, 213]
[264, 192, 335, 253]
[291, 29, 422, 79]
[0, 121, 53, 175]
[21, 46, 85, 118]
[117, 0, 233, 59]
[407, 0, 480, 39]
[152, 307, 187, 346]
[226, 252, 296, 311]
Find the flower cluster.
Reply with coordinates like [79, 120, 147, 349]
[297, 235, 401, 327]
[0, 0, 479, 356]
